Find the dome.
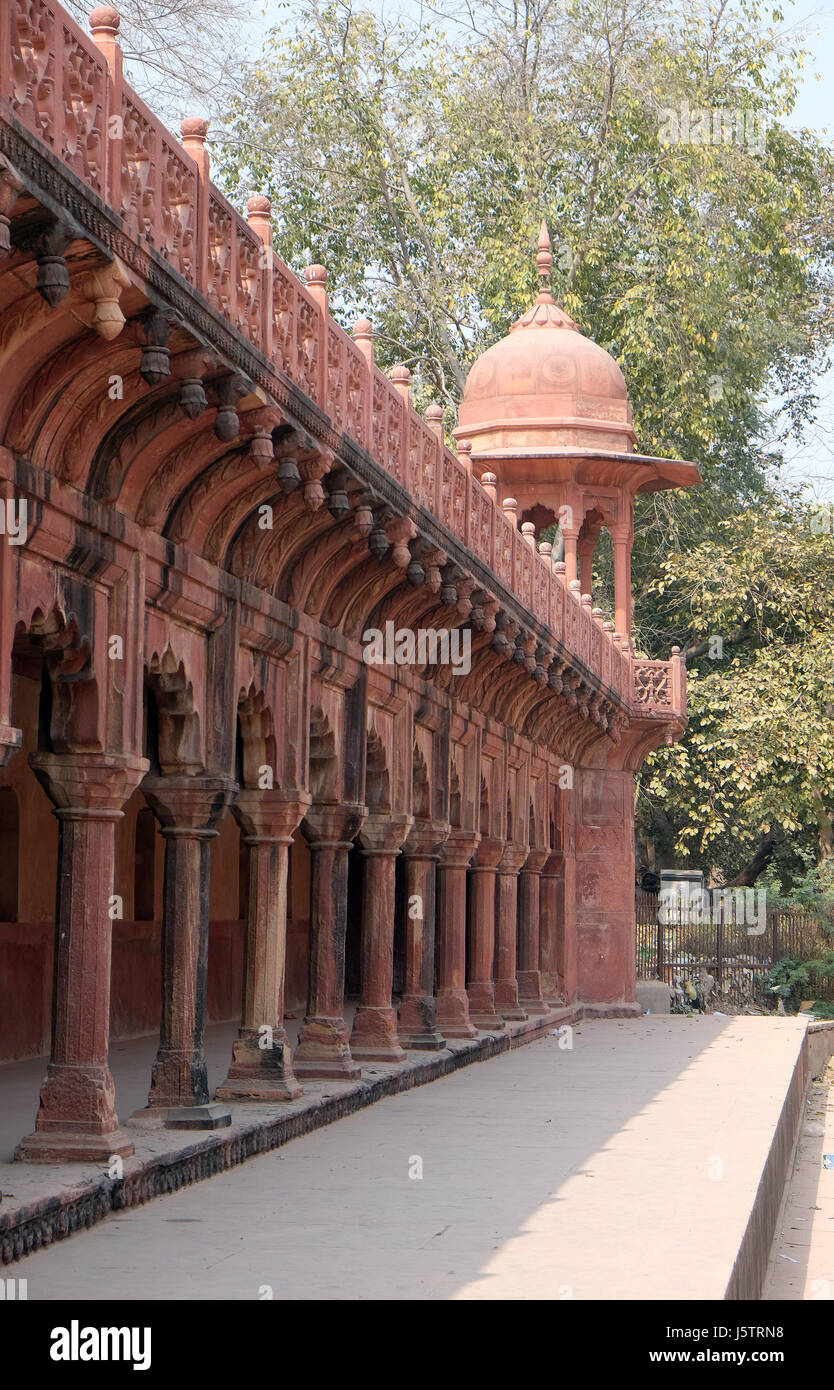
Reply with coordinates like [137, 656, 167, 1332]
[454, 225, 637, 458]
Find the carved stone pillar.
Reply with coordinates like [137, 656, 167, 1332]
[517, 848, 549, 1013]
[540, 851, 564, 1003]
[466, 838, 504, 1029]
[216, 791, 310, 1102]
[350, 814, 411, 1062]
[134, 774, 236, 1127]
[293, 803, 365, 1079]
[398, 821, 449, 1050]
[16, 752, 148, 1162]
[494, 843, 528, 1020]
[435, 830, 479, 1039]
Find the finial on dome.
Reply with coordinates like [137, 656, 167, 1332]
[536, 220, 553, 292]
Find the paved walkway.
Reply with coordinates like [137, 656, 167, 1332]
[8, 1016, 809, 1300]
[764, 1058, 834, 1300]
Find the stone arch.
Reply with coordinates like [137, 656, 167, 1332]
[449, 760, 462, 829]
[12, 605, 99, 752]
[365, 726, 390, 812]
[578, 505, 614, 617]
[236, 684, 277, 790]
[309, 706, 338, 802]
[145, 646, 203, 774]
[479, 774, 490, 838]
[412, 744, 430, 821]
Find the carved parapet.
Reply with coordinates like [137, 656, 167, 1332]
[632, 648, 686, 721]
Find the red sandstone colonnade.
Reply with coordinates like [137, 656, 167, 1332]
[0, 3, 694, 1162]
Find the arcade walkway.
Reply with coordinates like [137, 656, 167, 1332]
[5, 1016, 817, 1300]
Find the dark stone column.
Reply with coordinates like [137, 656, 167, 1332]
[540, 851, 564, 1003]
[495, 843, 528, 1020]
[398, 821, 449, 1050]
[436, 830, 479, 1039]
[517, 848, 549, 1013]
[466, 838, 504, 1029]
[293, 803, 365, 1080]
[350, 815, 411, 1062]
[16, 752, 148, 1162]
[132, 773, 236, 1129]
[216, 791, 310, 1102]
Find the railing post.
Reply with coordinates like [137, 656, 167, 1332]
[180, 119, 210, 294]
[246, 195, 273, 360]
[89, 5, 124, 208]
[304, 264, 328, 406]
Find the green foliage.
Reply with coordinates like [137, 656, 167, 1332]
[639, 497, 834, 883]
[214, 0, 834, 887]
[764, 950, 834, 1012]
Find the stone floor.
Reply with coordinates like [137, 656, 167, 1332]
[3, 1015, 812, 1300]
[764, 1057, 834, 1300]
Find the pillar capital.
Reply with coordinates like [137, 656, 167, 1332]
[0, 724, 22, 768]
[358, 811, 412, 854]
[142, 773, 236, 833]
[403, 818, 450, 858]
[498, 842, 528, 874]
[231, 788, 311, 842]
[303, 801, 365, 846]
[440, 828, 479, 869]
[471, 837, 504, 870]
[522, 847, 550, 874]
[30, 750, 149, 815]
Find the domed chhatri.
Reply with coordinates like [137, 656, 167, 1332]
[457, 222, 636, 457]
[454, 222, 700, 638]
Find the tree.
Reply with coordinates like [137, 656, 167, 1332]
[638, 497, 834, 885]
[65, 0, 249, 115]
[214, 0, 834, 887]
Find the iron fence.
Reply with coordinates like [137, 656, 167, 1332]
[635, 888, 833, 1009]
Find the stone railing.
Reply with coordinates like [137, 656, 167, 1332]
[0, 2, 683, 719]
[633, 653, 686, 719]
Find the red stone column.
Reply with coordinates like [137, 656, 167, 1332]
[540, 851, 564, 1003]
[517, 848, 549, 1013]
[398, 821, 449, 1050]
[16, 752, 148, 1162]
[293, 803, 365, 1080]
[495, 843, 528, 1020]
[350, 816, 410, 1062]
[435, 830, 478, 1039]
[134, 774, 236, 1127]
[216, 791, 310, 1102]
[467, 838, 504, 1029]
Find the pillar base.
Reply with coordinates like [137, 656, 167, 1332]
[293, 1017, 362, 1080]
[495, 979, 527, 1021]
[129, 1103, 232, 1130]
[146, 1048, 210, 1111]
[435, 989, 478, 1040]
[15, 1127, 135, 1164]
[467, 981, 505, 1030]
[216, 1031, 303, 1102]
[350, 1007, 406, 1063]
[398, 995, 446, 1050]
[518, 970, 549, 1014]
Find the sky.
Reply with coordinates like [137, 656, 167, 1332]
[188, 0, 834, 501]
